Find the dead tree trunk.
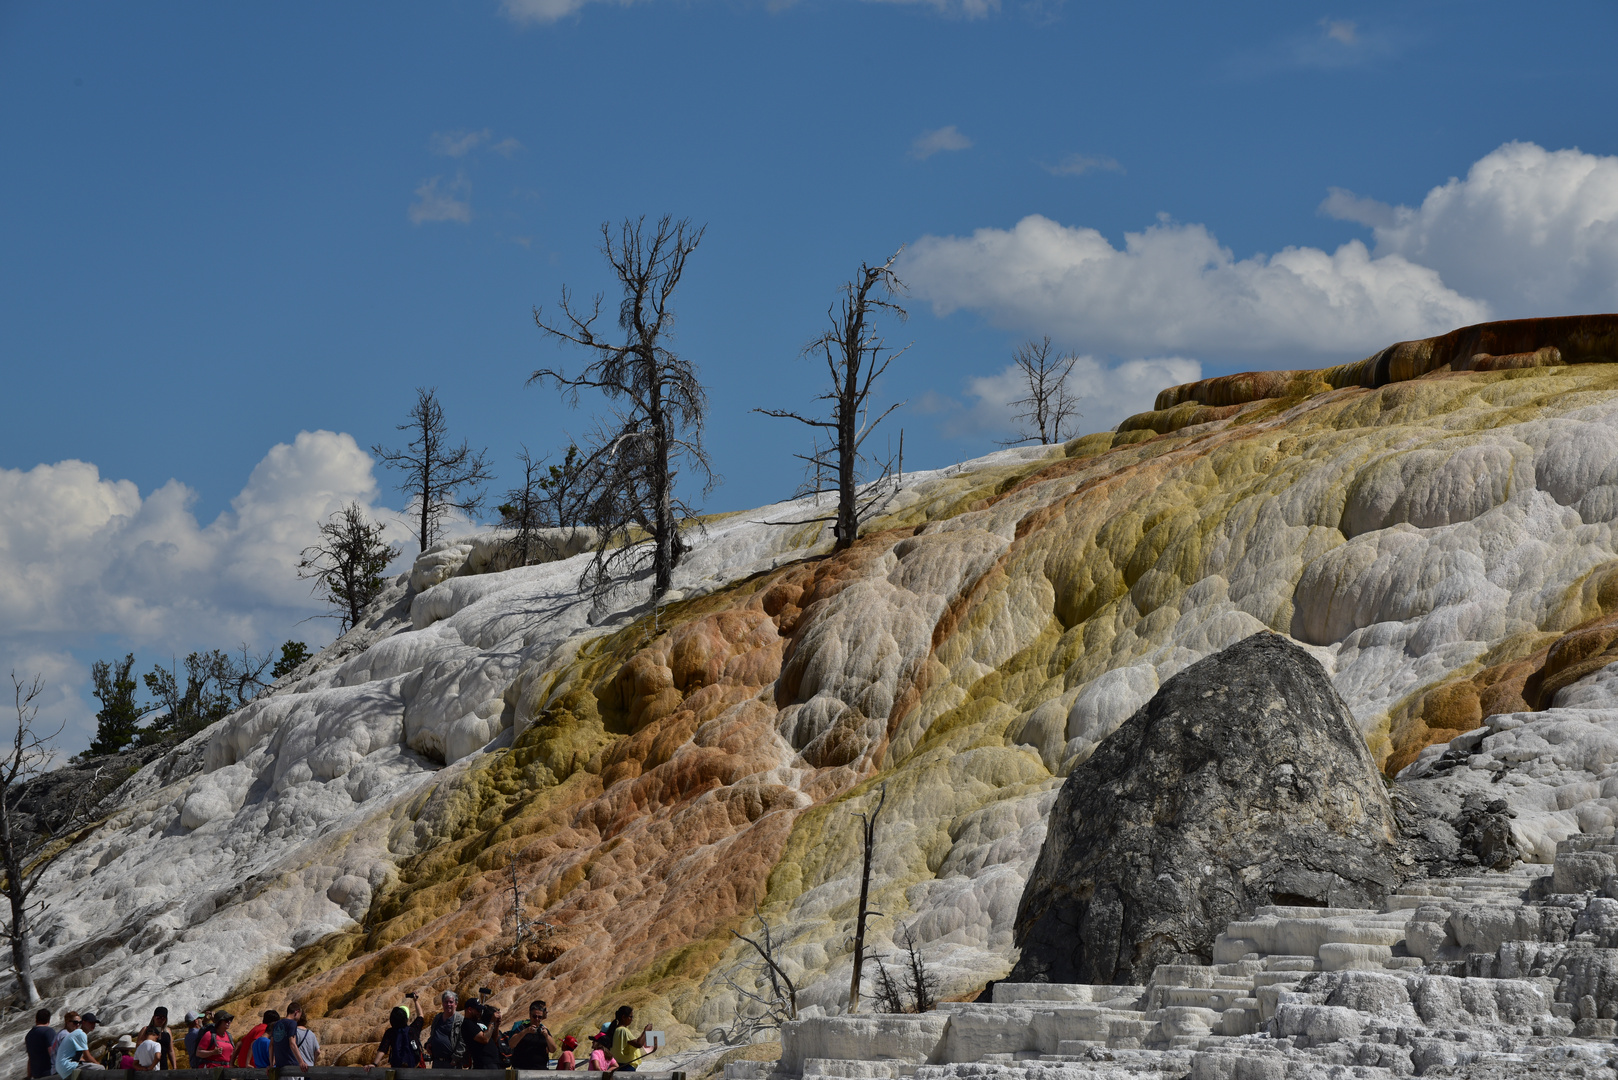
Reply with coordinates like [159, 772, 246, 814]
[757, 252, 909, 550]
[1, 673, 101, 1005]
[530, 216, 713, 603]
[848, 783, 887, 1012]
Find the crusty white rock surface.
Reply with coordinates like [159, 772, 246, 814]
[14, 363, 1618, 1071]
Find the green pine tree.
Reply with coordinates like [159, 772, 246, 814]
[271, 641, 311, 681]
[87, 654, 144, 756]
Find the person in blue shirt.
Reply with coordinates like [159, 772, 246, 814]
[250, 1012, 279, 1069]
[24, 1009, 54, 1080]
[269, 1003, 309, 1069]
[53, 1012, 100, 1079]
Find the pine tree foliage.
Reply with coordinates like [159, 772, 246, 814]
[88, 654, 145, 756]
[298, 502, 399, 633]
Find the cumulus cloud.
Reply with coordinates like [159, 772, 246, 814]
[1042, 154, 1122, 177]
[0, 432, 413, 750]
[1323, 141, 1618, 314]
[946, 355, 1202, 439]
[910, 125, 974, 160]
[430, 129, 491, 157]
[903, 213, 1488, 360]
[409, 174, 472, 225]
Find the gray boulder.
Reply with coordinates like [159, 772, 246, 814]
[1010, 632, 1404, 984]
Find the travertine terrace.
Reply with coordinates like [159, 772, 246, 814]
[13, 316, 1618, 1075]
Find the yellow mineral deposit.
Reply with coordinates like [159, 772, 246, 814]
[27, 315, 1618, 1071]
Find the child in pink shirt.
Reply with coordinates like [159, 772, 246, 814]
[587, 1032, 617, 1071]
[557, 1035, 578, 1070]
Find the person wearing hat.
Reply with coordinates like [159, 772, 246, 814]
[146, 1008, 175, 1071]
[585, 1032, 616, 1073]
[556, 1035, 579, 1070]
[192, 1013, 233, 1069]
[111, 1036, 138, 1070]
[182, 1014, 205, 1068]
[53, 1012, 101, 1078]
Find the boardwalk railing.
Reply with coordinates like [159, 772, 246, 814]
[78, 1072, 686, 1080]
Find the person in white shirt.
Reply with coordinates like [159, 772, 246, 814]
[135, 1029, 163, 1071]
[293, 1017, 320, 1066]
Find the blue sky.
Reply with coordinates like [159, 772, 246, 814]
[3, 1, 1617, 751]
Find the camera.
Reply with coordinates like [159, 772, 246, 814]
[407, 992, 418, 1000]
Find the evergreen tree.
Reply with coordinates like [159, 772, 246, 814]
[298, 503, 399, 632]
[87, 654, 144, 756]
[271, 641, 311, 681]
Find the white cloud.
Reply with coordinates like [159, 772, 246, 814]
[865, 0, 999, 16]
[1042, 153, 1123, 177]
[1321, 18, 1357, 45]
[409, 174, 472, 225]
[430, 129, 491, 157]
[910, 125, 974, 161]
[0, 432, 402, 642]
[490, 137, 523, 158]
[501, 0, 637, 23]
[0, 432, 414, 751]
[950, 355, 1202, 439]
[903, 213, 1488, 360]
[1323, 141, 1618, 314]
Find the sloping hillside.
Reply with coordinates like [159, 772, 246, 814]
[16, 316, 1618, 1068]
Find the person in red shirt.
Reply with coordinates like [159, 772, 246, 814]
[232, 1017, 269, 1068]
[193, 1014, 235, 1069]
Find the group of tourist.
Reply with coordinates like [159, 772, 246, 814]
[389, 993, 657, 1072]
[24, 1008, 175, 1079]
[22, 995, 657, 1074]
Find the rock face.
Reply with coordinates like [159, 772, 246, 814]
[16, 319, 1618, 1068]
[1010, 633, 1403, 985]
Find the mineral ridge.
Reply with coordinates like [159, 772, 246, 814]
[11, 316, 1618, 1078]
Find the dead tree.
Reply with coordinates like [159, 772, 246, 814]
[757, 251, 909, 550]
[848, 783, 887, 1013]
[530, 216, 713, 601]
[871, 956, 907, 1014]
[497, 445, 592, 566]
[1, 673, 102, 1005]
[504, 862, 554, 955]
[715, 908, 799, 1044]
[373, 387, 493, 553]
[1002, 337, 1081, 447]
[298, 502, 400, 632]
[898, 924, 938, 1012]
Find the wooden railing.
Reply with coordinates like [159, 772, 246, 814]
[76, 1072, 686, 1080]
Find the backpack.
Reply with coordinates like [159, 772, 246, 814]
[427, 1013, 461, 1063]
[392, 1026, 423, 1068]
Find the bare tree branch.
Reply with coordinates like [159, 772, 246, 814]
[757, 251, 910, 550]
[1001, 336, 1082, 447]
[1, 672, 102, 1005]
[373, 387, 493, 552]
[529, 216, 714, 602]
[848, 782, 888, 1012]
[713, 907, 798, 1045]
